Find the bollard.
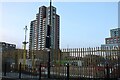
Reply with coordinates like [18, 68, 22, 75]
[19, 63, 21, 79]
[39, 63, 41, 80]
[4, 63, 6, 76]
[66, 63, 69, 80]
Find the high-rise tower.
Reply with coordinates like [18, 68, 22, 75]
[29, 5, 60, 58]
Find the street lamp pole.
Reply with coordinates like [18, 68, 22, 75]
[47, 0, 52, 78]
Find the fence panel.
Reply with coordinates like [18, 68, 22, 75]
[2, 47, 120, 79]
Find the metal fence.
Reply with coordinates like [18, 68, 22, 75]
[60, 47, 120, 79]
[2, 47, 120, 79]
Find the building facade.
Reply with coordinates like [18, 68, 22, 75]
[29, 6, 60, 58]
[101, 28, 120, 48]
[0, 42, 16, 70]
[0, 42, 16, 53]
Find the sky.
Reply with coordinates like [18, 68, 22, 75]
[0, 2, 119, 49]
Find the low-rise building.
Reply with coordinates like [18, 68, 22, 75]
[0, 42, 16, 53]
[0, 42, 16, 71]
[101, 28, 120, 48]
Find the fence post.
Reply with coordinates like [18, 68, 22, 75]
[19, 62, 21, 79]
[4, 63, 6, 76]
[106, 63, 110, 79]
[39, 63, 41, 80]
[66, 63, 69, 80]
[48, 51, 50, 78]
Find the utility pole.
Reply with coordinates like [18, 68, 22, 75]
[23, 26, 28, 69]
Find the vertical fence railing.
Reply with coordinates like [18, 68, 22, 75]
[47, 51, 50, 78]
[4, 63, 6, 76]
[19, 63, 21, 79]
[66, 63, 69, 80]
[39, 63, 41, 80]
[116, 47, 119, 78]
[106, 63, 110, 79]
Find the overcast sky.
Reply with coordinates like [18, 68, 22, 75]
[0, 2, 119, 49]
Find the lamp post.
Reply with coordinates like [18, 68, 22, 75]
[45, 0, 52, 78]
